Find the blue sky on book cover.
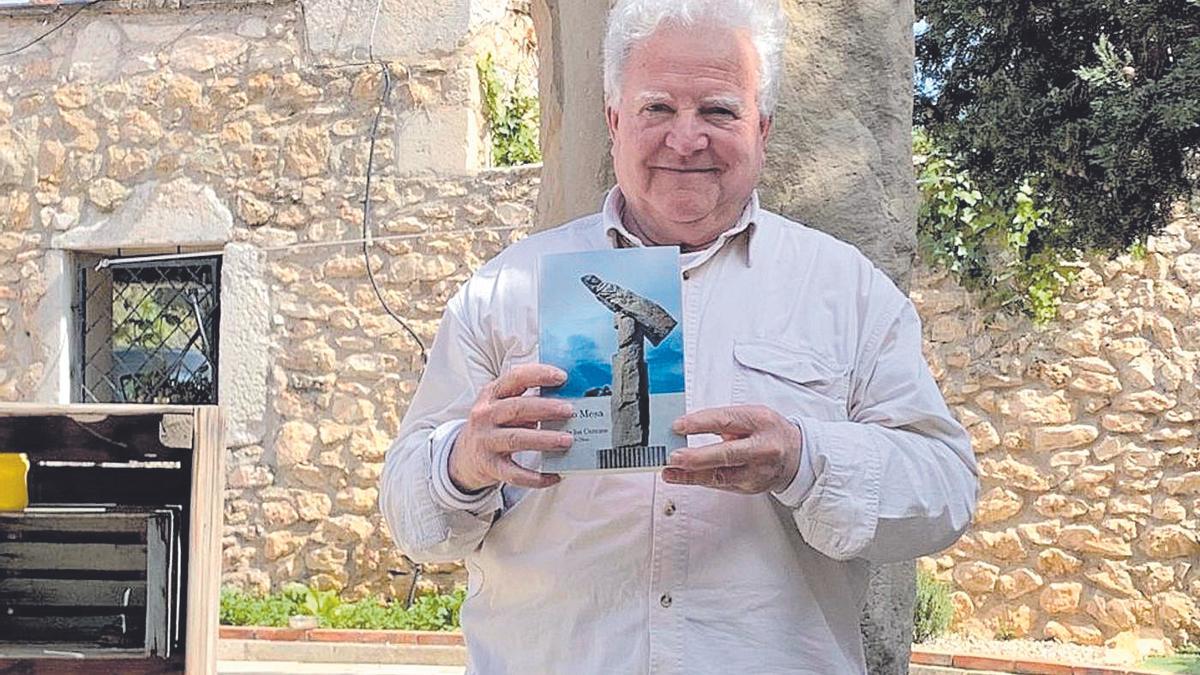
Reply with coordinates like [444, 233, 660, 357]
[539, 248, 685, 399]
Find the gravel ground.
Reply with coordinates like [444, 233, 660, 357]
[920, 635, 1138, 666]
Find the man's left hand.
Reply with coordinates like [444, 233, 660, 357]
[664, 405, 802, 494]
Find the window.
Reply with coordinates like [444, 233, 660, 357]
[74, 254, 221, 405]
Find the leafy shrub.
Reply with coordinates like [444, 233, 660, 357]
[913, 570, 953, 644]
[219, 584, 466, 632]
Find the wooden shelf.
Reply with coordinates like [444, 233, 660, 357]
[0, 405, 224, 675]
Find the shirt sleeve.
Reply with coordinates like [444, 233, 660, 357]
[773, 298, 979, 563]
[378, 294, 503, 563]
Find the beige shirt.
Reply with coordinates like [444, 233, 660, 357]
[380, 188, 978, 674]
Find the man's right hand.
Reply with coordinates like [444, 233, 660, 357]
[447, 364, 575, 492]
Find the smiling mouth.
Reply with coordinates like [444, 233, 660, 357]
[653, 167, 719, 173]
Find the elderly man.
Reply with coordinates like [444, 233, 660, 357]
[380, 0, 978, 672]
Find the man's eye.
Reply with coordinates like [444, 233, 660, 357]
[645, 103, 672, 113]
[704, 107, 736, 118]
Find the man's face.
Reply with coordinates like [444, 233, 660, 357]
[607, 22, 770, 248]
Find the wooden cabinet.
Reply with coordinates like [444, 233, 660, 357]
[0, 405, 223, 674]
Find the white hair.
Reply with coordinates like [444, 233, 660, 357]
[603, 0, 788, 118]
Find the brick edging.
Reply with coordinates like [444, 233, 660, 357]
[217, 632, 1160, 674]
[910, 647, 1161, 675]
[218, 626, 465, 646]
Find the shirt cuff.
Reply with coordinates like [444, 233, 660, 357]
[771, 416, 817, 508]
[429, 419, 502, 515]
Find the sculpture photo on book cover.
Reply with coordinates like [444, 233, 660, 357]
[538, 247, 687, 473]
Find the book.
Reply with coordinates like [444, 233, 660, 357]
[537, 246, 687, 473]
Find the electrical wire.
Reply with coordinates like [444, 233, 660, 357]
[362, 0, 427, 591]
[358, 0, 428, 367]
[361, 66, 428, 365]
[0, 0, 104, 59]
[258, 225, 526, 253]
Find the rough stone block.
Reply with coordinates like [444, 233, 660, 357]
[303, 0, 503, 61]
[394, 106, 481, 174]
[52, 177, 233, 251]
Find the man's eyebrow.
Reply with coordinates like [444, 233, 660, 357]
[700, 95, 745, 111]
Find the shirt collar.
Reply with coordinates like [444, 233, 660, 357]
[599, 186, 759, 270]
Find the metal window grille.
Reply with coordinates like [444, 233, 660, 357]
[74, 255, 221, 405]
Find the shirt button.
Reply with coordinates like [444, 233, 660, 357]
[663, 500, 676, 517]
[660, 593, 672, 608]
[682, 271, 691, 280]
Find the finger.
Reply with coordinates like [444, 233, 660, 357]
[482, 427, 573, 455]
[672, 406, 759, 437]
[495, 458, 562, 489]
[492, 364, 568, 399]
[668, 438, 757, 471]
[490, 397, 575, 427]
[663, 466, 756, 493]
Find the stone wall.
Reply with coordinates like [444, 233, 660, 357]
[914, 213, 1200, 647]
[0, 0, 536, 599]
[224, 167, 536, 597]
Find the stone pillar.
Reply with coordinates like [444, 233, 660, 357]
[762, 0, 918, 287]
[534, 1, 920, 671]
[531, 0, 615, 229]
[610, 313, 647, 448]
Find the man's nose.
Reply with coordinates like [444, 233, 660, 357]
[664, 113, 709, 155]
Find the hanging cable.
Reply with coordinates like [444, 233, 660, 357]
[359, 0, 428, 367]
[0, 0, 104, 59]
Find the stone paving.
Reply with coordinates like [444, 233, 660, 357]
[219, 662, 462, 675]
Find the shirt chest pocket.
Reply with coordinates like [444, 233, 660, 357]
[731, 339, 851, 422]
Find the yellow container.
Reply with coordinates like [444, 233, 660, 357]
[0, 452, 30, 511]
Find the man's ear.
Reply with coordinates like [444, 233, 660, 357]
[605, 104, 619, 142]
[757, 114, 773, 164]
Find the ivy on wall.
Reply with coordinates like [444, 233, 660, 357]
[477, 52, 541, 167]
[914, 128, 1081, 325]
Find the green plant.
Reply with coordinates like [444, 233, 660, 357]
[1141, 653, 1200, 674]
[294, 583, 343, 626]
[912, 570, 953, 644]
[399, 588, 465, 631]
[219, 586, 304, 628]
[914, 128, 1079, 324]
[993, 615, 1018, 641]
[478, 52, 541, 166]
[219, 584, 466, 631]
[1127, 240, 1149, 261]
[325, 599, 399, 630]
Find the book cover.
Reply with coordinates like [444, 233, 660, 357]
[537, 247, 687, 473]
